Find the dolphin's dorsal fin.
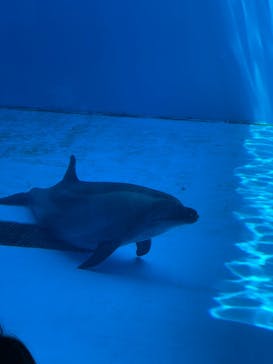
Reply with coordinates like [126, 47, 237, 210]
[62, 155, 79, 183]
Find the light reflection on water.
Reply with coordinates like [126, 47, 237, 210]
[211, 124, 273, 330]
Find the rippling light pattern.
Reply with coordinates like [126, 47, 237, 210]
[211, 125, 273, 330]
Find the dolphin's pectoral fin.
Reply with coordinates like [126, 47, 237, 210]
[136, 239, 152, 256]
[78, 242, 119, 269]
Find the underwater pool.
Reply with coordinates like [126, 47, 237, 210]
[0, 108, 272, 364]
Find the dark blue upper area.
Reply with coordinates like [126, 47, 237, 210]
[0, 0, 272, 122]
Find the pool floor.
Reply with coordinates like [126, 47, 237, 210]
[0, 109, 272, 364]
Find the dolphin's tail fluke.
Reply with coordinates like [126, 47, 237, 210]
[0, 192, 29, 206]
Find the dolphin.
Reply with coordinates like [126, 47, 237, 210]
[0, 156, 198, 268]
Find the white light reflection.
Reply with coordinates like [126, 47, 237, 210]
[211, 125, 273, 330]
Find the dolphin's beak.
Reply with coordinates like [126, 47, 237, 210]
[190, 209, 199, 222]
[186, 207, 199, 223]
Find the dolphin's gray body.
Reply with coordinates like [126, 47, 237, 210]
[0, 156, 198, 268]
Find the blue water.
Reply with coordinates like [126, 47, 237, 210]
[1, 1, 273, 362]
[0, 1, 272, 122]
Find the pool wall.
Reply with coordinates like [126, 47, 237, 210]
[0, 1, 271, 123]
